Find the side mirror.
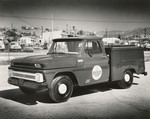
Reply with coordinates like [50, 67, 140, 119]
[88, 50, 93, 57]
[84, 49, 93, 57]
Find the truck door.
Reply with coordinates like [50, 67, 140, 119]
[76, 40, 109, 86]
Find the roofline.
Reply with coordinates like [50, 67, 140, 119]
[52, 36, 102, 41]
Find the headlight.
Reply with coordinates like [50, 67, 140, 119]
[34, 64, 42, 68]
[35, 73, 43, 82]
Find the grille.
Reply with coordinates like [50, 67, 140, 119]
[24, 74, 35, 79]
[13, 72, 24, 77]
[13, 72, 35, 79]
[13, 63, 35, 68]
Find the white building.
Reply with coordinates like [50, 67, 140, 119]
[102, 38, 121, 45]
[20, 36, 33, 46]
[42, 30, 62, 45]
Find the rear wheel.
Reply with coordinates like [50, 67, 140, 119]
[49, 75, 73, 103]
[117, 70, 133, 89]
[19, 87, 37, 95]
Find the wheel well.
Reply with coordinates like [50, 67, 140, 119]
[54, 72, 79, 86]
[126, 69, 136, 74]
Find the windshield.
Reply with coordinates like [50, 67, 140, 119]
[49, 39, 83, 54]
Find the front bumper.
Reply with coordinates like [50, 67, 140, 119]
[8, 77, 48, 90]
[142, 71, 147, 76]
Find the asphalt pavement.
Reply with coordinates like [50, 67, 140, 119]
[0, 61, 150, 119]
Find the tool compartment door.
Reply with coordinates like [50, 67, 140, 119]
[110, 46, 145, 82]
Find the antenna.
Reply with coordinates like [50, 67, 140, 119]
[51, 13, 53, 40]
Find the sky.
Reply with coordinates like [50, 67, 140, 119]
[0, 0, 150, 31]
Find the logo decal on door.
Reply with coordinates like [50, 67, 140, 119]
[92, 65, 102, 80]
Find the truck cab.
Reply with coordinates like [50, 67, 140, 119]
[8, 37, 147, 102]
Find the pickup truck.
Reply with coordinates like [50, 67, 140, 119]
[8, 37, 147, 102]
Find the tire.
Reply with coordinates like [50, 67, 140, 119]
[19, 87, 37, 95]
[117, 70, 133, 89]
[49, 75, 73, 103]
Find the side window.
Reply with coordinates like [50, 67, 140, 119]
[85, 41, 102, 54]
[77, 42, 83, 52]
[54, 42, 68, 52]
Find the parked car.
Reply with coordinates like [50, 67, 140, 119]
[33, 45, 43, 50]
[10, 41, 21, 52]
[0, 39, 5, 52]
[145, 44, 150, 51]
[24, 46, 34, 52]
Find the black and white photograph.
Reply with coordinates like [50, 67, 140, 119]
[0, 0, 150, 119]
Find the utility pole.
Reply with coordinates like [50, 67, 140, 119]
[144, 28, 147, 38]
[66, 24, 68, 34]
[106, 29, 108, 38]
[51, 13, 53, 40]
[0, 0, 2, 27]
[41, 26, 43, 34]
[11, 23, 13, 30]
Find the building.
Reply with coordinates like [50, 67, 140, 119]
[42, 30, 62, 45]
[102, 38, 121, 45]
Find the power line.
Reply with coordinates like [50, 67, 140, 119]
[1, 14, 150, 24]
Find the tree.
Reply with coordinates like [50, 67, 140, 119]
[4, 29, 20, 41]
[118, 34, 121, 39]
[21, 26, 27, 30]
[77, 30, 84, 36]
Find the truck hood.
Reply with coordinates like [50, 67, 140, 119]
[11, 54, 77, 69]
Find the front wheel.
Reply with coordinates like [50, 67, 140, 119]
[49, 75, 73, 103]
[117, 70, 133, 89]
[19, 87, 37, 95]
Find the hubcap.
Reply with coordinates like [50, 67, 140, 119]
[58, 84, 67, 94]
[124, 74, 130, 82]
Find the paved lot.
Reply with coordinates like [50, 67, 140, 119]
[0, 61, 150, 119]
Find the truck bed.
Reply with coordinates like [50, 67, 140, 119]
[105, 46, 145, 81]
